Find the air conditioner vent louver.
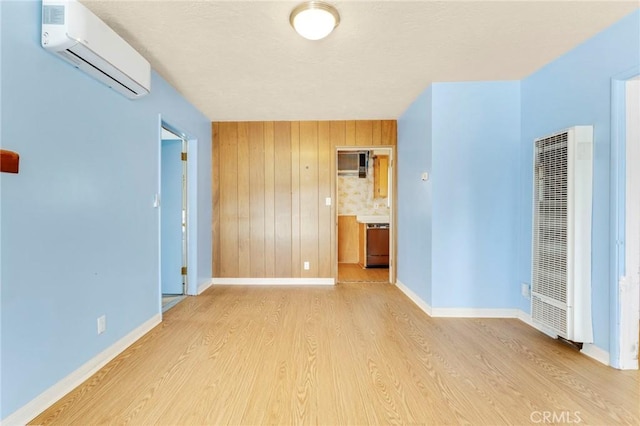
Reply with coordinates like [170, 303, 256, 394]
[65, 48, 141, 96]
[531, 126, 593, 343]
[58, 49, 81, 66]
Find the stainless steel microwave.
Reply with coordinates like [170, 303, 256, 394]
[338, 151, 368, 178]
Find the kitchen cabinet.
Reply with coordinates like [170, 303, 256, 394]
[373, 155, 389, 198]
[338, 215, 360, 263]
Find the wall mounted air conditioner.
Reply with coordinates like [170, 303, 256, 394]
[41, 0, 151, 99]
[531, 125, 593, 343]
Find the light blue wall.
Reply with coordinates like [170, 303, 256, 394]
[0, 0, 211, 419]
[397, 10, 639, 358]
[397, 82, 520, 309]
[397, 88, 432, 305]
[431, 81, 520, 308]
[518, 10, 640, 353]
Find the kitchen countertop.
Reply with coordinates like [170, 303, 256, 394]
[356, 215, 390, 224]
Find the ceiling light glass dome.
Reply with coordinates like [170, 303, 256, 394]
[290, 1, 340, 41]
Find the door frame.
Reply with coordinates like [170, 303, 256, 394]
[160, 132, 187, 296]
[158, 117, 200, 308]
[335, 145, 396, 284]
[610, 68, 640, 369]
[622, 77, 640, 369]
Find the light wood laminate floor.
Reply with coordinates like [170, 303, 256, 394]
[32, 284, 639, 425]
[338, 263, 389, 283]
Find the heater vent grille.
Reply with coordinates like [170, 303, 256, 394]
[530, 126, 593, 343]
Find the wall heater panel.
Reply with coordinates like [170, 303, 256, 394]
[531, 126, 593, 343]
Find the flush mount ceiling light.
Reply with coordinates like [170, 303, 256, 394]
[290, 1, 340, 41]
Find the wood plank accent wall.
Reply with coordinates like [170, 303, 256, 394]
[212, 120, 397, 278]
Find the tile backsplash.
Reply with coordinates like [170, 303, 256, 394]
[338, 161, 389, 216]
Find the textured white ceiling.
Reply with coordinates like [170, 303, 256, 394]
[81, 1, 639, 121]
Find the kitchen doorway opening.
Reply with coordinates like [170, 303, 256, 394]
[336, 147, 394, 284]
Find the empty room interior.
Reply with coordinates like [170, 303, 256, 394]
[2, 1, 640, 425]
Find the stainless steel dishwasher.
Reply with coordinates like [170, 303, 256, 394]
[366, 223, 389, 267]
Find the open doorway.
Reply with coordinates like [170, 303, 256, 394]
[161, 125, 188, 311]
[336, 147, 394, 283]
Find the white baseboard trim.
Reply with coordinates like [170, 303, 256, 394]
[393, 282, 612, 368]
[395, 280, 433, 315]
[516, 309, 535, 327]
[516, 311, 611, 366]
[211, 278, 335, 286]
[197, 279, 213, 295]
[395, 280, 520, 319]
[518, 311, 610, 366]
[431, 307, 520, 318]
[581, 343, 611, 366]
[1, 314, 162, 426]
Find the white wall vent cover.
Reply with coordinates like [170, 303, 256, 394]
[531, 125, 594, 343]
[41, 0, 150, 99]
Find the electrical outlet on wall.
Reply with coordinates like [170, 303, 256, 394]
[521, 283, 531, 298]
[303, 261, 310, 270]
[97, 315, 106, 334]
